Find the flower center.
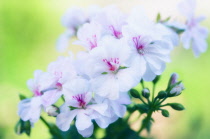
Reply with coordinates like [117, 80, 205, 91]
[72, 94, 86, 108]
[34, 89, 42, 96]
[109, 25, 122, 39]
[133, 36, 146, 55]
[87, 35, 97, 50]
[103, 58, 120, 72]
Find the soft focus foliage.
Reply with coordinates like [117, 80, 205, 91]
[0, 0, 210, 139]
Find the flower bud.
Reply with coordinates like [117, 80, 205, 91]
[142, 88, 150, 98]
[168, 73, 179, 86]
[45, 106, 59, 117]
[161, 109, 169, 117]
[157, 91, 167, 99]
[169, 103, 185, 111]
[130, 89, 140, 98]
[169, 83, 185, 97]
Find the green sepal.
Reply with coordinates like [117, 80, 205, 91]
[161, 109, 170, 117]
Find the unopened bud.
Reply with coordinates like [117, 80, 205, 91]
[45, 106, 59, 117]
[169, 103, 185, 111]
[157, 91, 167, 99]
[161, 109, 169, 117]
[169, 83, 185, 97]
[130, 89, 140, 98]
[142, 88, 150, 98]
[169, 73, 179, 85]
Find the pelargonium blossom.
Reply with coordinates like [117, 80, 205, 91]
[74, 21, 103, 51]
[18, 70, 59, 124]
[56, 78, 109, 137]
[178, 0, 208, 57]
[91, 5, 127, 39]
[88, 37, 142, 100]
[122, 9, 172, 81]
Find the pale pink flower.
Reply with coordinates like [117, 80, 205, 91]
[56, 78, 108, 137]
[91, 5, 127, 39]
[74, 22, 103, 51]
[178, 0, 208, 57]
[88, 37, 142, 100]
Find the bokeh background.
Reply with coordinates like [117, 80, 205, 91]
[0, 0, 210, 139]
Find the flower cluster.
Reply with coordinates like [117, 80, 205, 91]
[17, 0, 208, 138]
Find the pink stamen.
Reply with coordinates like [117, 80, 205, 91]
[34, 89, 42, 96]
[103, 58, 119, 71]
[87, 35, 97, 50]
[56, 82, 62, 90]
[109, 25, 122, 39]
[72, 94, 86, 108]
[133, 36, 145, 55]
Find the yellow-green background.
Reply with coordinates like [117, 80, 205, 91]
[0, 0, 210, 139]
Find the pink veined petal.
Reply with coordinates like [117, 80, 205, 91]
[76, 112, 92, 131]
[142, 64, 156, 81]
[56, 30, 74, 52]
[111, 101, 126, 117]
[77, 123, 94, 138]
[41, 90, 62, 107]
[94, 114, 112, 128]
[117, 68, 140, 92]
[192, 37, 208, 57]
[181, 31, 192, 49]
[91, 75, 120, 100]
[87, 103, 108, 116]
[56, 109, 78, 131]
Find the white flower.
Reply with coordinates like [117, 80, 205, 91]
[91, 5, 127, 39]
[122, 9, 172, 81]
[74, 22, 103, 51]
[178, 0, 208, 57]
[56, 30, 74, 52]
[56, 7, 88, 52]
[88, 37, 142, 100]
[56, 78, 108, 137]
[18, 97, 42, 124]
[18, 69, 63, 124]
[27, 70, 61, 106]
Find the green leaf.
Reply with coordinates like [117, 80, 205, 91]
[161, 109, 170, 117]
[19, 94, 27, 100]
[156, 13, 161, 22]
[101, 72, 108, 75]
[164, 16, 171, 22]
[119, 66, 128, 70]
[169, 26, 185, 34]
[15, 119, 31, 136]
[169, 103, 185, 111]
[129, 89, 140, 99]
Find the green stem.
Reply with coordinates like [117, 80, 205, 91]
[40, 116, 51, 129]
[152, 83, 156, 102]
[40, 116, 63, 139]
[138, 110, 153, 134]
[139, 95, 147, 105]
[160, 104, 170, 107]
[140, 80, 145, 89]
[157, 97, 168, 105]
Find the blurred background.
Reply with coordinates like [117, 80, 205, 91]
[0, 0, 210, 138]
